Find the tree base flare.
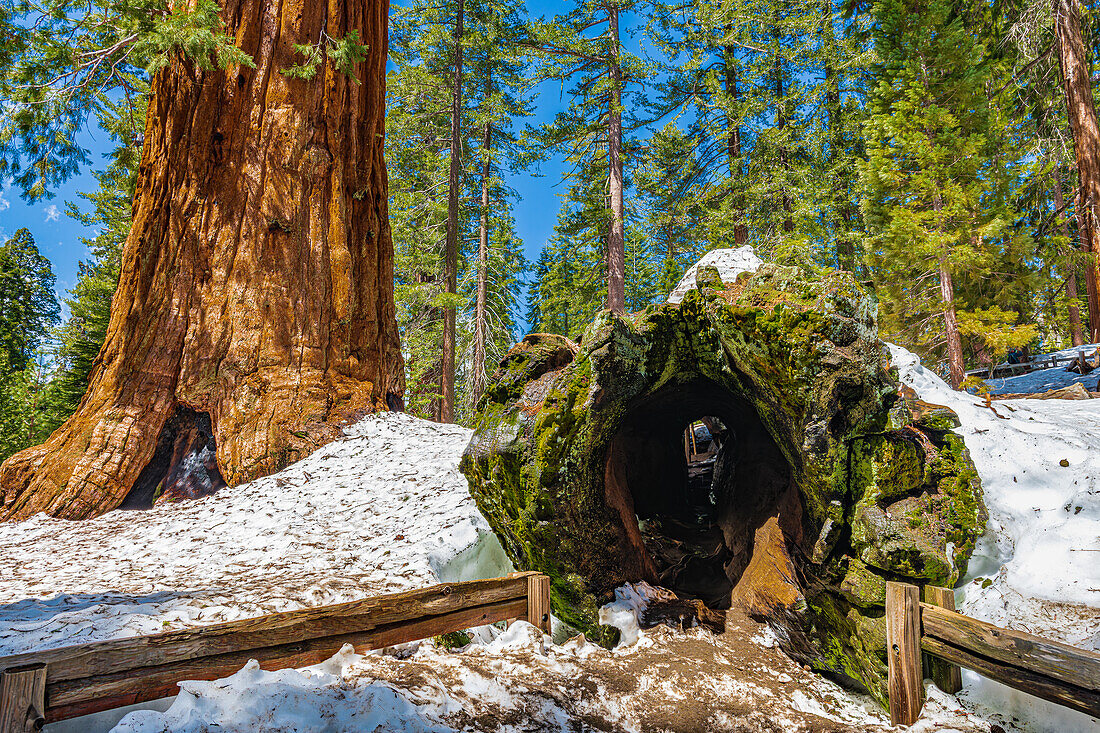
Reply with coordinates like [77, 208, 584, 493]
[0, 0, 403, 521]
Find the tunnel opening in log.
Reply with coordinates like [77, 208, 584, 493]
[605, 377, 798, 610]
[121, 407, 226, 509]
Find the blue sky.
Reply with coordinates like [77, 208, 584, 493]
[0, 1, 650, 321]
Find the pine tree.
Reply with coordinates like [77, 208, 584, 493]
[389, 7, 456, 419]
[645, 0, 868, 267]
[0, 229, 59, 462]
[861, 0, 1036, 386]
[529, 0, 651, 314]
[466, 0, 536, 403]
[389, 0, 534, 421]
[528, 142, 660, 330]
[0, 229, 59, 371]
[635, 124, 711, 293]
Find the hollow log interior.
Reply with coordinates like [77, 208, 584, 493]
[605, 377, 797, 609]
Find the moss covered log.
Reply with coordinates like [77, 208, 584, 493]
[460, 262, 986, 704]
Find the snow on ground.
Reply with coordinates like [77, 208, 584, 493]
[666, 245, 763, 304]
[110, 591, 994, 733]
[0, 413, 510, 658]
[1, 348, 1098, 731]
[892, 343, 1100, 732]
[983, 342, 1100, 395]
[985, 363, 1100, 395]
[1, 408, 992, 733]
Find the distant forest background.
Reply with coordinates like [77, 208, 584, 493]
[2, 0, 1099, 449]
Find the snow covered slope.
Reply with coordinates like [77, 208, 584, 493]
[891, 344, 1100, 731]
[0, 413, 509, 657]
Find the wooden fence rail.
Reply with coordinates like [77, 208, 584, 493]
[964, 346, 1100, 380]
[887, 581, 1100, 726]
[0, 572, 552, 731]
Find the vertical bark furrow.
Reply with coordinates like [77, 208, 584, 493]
[0, 0, 403, 521]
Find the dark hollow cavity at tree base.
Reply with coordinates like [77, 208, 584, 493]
[122, 407, 226, 509]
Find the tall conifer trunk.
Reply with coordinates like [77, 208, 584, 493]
[939, 255, 965, 388]
[773, 27, 794, 234]
[441, 0, 465, 423]
[932, 193, 965, 388]
[472, 106, 491, 402]
[1054, 0, 1100, 342]
[1, 0, 403, 521]
[723, 44, 748, 246]
[606, 4, 626, 315]
[1053, 166, 1086, 345]
[823, 0, 855, 271]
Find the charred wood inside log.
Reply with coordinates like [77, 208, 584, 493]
[122, 407, 226, 509]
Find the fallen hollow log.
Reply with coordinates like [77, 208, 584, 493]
[461, 260, 987, 706]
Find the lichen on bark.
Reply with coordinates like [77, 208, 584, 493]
[461, 261, 986, 704]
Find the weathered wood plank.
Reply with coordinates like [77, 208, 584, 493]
[887, 582, 923, 725]
[45, 597, 528, 723]
[922, 637, 1100, 719]
[921, 587, 962, 694]
[527, 574, 552, 634]
[0, 574, 533, 685]
[921, 603, 1100, 691]
[0, 663, 46, 733]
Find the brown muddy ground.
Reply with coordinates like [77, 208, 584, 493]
[348, 610, 992, 733]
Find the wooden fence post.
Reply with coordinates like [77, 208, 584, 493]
[921, 586, 962, 694]
[887, 582, 923, 726]
[0, 664, 46, 733]
[527, 574, 552, 635]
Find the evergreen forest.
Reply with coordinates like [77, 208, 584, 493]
[3, 0, 1100, 450]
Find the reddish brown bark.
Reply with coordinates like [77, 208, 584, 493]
[0, 0, 404, 521]
[939, 254, 965, 389]
[1055, 0, 1100, 342]
[1053, 166, 1086, 345]
[606, 4, 626, 315]
[931, 190, 964, 389]
[441, 0, 465, 423]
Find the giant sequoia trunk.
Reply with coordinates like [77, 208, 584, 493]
[0, 0, 404, 521]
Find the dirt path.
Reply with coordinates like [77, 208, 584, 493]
[341, 611, 992, 732]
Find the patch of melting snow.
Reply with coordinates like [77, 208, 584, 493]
[891, 343, 1100, 732]
[666, 245, 763, 304]
[0, 413, 497, 659]
[597, 581, 665, 647]
[750, 624, 779, 648]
